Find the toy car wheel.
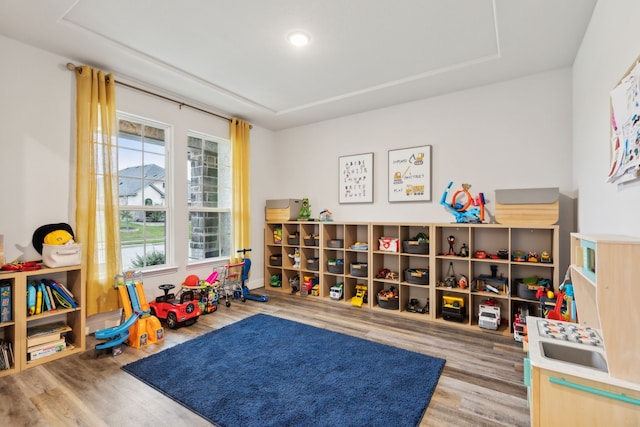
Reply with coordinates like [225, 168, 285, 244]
[225, 300, 231, 307]
[185, 302, 195, 314]
[166, 312, 178, 329]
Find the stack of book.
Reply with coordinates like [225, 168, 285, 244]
[0, 340, 13, 370]
[27, 278, 77, 316]
[26, 321, 71, 361]
[0, 281, 11, 322]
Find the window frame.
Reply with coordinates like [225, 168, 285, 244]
[116, 111, 172, 271]
[187, 130, 232, 264]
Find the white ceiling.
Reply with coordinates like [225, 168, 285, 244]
[0, 0, 597, 130]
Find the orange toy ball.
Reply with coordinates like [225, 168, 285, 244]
[184, 274, 200, 287]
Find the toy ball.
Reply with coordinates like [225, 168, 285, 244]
[547, 290, 554, 299]
[184, 274, 200, 287]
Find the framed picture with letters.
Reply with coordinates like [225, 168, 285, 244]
[339, 152, 373, 204]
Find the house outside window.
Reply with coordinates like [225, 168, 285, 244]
[117, 113, 169, 270]
[187, 132, 231, 261]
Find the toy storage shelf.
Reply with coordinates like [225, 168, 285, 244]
[264, 221, 321, 297]
[0, 271, 18, 377]
[264, 222, 559, 337]
[433, 224, 558, 336]
[0, 264, 85, 376]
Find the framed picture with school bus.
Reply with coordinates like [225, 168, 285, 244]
[388, 145, 431, 202]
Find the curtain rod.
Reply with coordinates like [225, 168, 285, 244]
[66, 63, 251, 128]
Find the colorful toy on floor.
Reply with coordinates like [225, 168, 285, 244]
[236, 248, 268, 302]
[148, 284, 202, 329]
[94, 271, 164, 356]
[179, 273, 219, 314]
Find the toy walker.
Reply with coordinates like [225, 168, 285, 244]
[236, 248, 268, 303]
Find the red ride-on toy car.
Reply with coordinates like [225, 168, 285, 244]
[149, 284, 202, 329]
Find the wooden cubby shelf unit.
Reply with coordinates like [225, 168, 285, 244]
[265, 222, 559, 337]
[0, 264, 85, 377]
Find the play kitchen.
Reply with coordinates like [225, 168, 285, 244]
[525, 234, 640, 426]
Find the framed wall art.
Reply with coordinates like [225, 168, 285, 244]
[388, 145, 431, 202]
[339, 152, 373, 204]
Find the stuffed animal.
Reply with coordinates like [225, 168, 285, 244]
[299, 198, 311, 220]
[288, 248, 301, 268]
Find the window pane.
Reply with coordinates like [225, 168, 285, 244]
[121, 212, 166, 270]
[188, 137, 221, 208]
[118, 148, 143, 175]
[189, 211, 230, 261]
[118, 113, 170, 270]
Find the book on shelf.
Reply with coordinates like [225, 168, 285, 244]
[28, 338, 66, 361]
[27, 327, 71, 348]
[27, 321, 71, 348]
[39, 282, 51, 312]
[35, 283, 43, 314]
[56, 280, 75, 299]
[0, 282, 11, 322]
[28, 336, 65, 353]
[44, 282, 56, 310]
[0, 340, 14, 370]
[43, 279, 77, 309]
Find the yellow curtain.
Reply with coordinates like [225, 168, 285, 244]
[230, 118, 251, 260]
[75, 65, 122, 315]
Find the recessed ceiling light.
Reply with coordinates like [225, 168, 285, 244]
[287, 31, 311, 47]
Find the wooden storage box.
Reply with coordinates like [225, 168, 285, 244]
[265, 199, 302, 221]
[495, 187, 559, 226]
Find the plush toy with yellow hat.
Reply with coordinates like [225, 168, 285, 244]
[44, 229, 74, 245]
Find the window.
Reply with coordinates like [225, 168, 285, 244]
[187, 132, 231, 261]
[117, 114, 169, 270]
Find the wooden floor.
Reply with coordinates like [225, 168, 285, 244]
[0, 290, 531, 427]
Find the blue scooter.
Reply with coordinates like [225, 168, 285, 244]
[237, 248, 268, 302]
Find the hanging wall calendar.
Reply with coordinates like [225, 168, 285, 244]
[388, 145, 432, 202]
[339, 152, 373, 204]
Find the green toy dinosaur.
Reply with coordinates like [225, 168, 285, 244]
[298, 198, 311, 220]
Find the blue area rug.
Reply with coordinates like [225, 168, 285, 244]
[122, 314, 445, 427]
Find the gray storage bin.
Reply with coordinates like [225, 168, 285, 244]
[350, 263, 368, 277]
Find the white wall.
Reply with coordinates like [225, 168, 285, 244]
[1, 31, 580, 315]
[0, 36, 76, 264]
[572, 0, 640, 236]
[0, 35, 274, 315]
[272, 69, 574, 225]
